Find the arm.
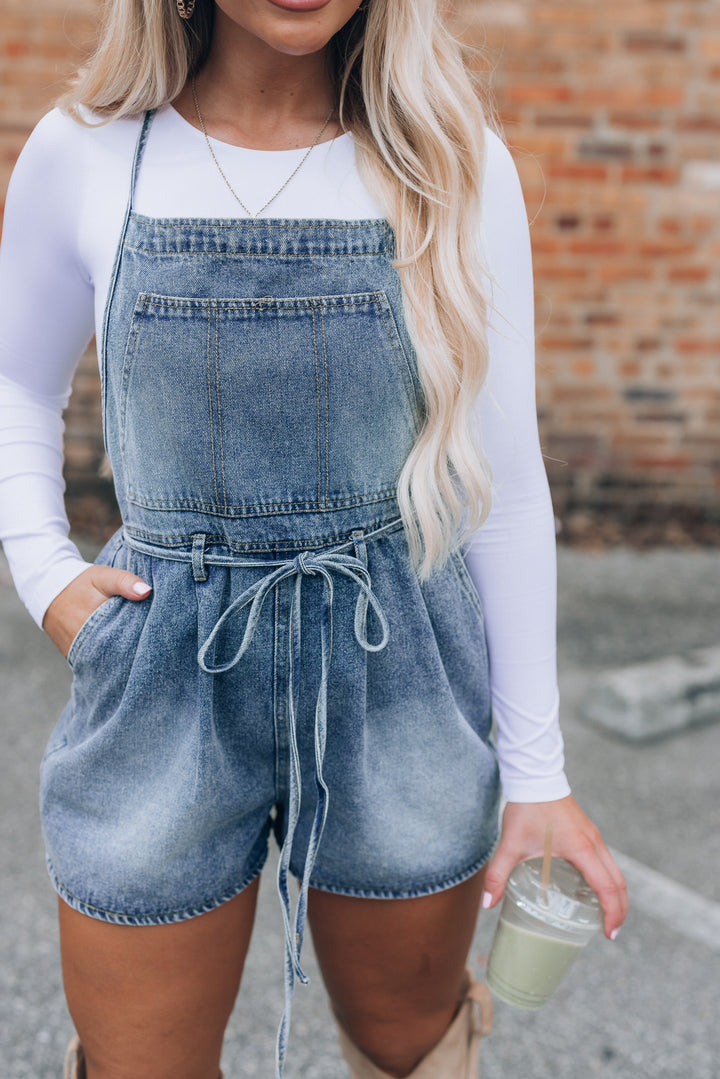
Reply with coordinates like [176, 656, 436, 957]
[0, 111, 95, 624]
[0, 111, 150, 644]
[465, 129, 567, 805]
[464, 131, 627, 936]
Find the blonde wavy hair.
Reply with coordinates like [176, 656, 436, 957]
[60, 0, 494, 576]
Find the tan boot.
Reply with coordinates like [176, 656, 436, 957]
[63, 1034, 225, 1078]
[64, 1037, 86, 1079]
[334, 971, 493, 1078]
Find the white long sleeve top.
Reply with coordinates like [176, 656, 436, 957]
[0, 104, 570, 803]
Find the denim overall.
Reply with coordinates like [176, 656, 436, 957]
[40, 112, 500, 1075]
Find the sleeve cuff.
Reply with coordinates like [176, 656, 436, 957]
[499, 771, 572, 804]
[5, 543, 92, 628]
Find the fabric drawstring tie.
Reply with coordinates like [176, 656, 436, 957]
[197, 549, 389, 1077]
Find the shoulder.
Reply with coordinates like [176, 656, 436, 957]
[476, 129, 534, 311]
[481, 127, 526, 214]
[13, 107, 145, 187]
[478, 127, 531, 251]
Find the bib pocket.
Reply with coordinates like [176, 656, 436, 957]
[119, 291, 421, 516]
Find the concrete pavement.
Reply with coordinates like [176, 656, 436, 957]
[1, 543, 718, 1078]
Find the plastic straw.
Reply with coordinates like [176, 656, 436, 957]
[541, 823, 553, 904]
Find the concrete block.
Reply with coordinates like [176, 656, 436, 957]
[581, 646, 720, 741]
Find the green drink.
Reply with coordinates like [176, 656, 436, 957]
[487, 858, 602, 1009]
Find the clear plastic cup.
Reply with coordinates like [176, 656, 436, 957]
[486, 857, 602, 1009]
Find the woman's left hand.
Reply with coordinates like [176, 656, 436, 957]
[482, 796, 628, 939]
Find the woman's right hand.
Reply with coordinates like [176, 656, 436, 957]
[42, 565, 152, 659]
[482, 796, 628, 940]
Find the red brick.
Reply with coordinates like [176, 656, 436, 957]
[677, 115, 720, 134]
[542, 336, 595, 351]
[549, 163, 609, 181]
[571, 359, 596, 376]
[580, 86, 685, 108]
[668, 266, 711, 282]
[585, 312, 620, 327]
[535, 114, 594, 129]
[640, 241, 696, 257]
[508, 85, 574, 104]
[609, 112, 662, 130]
[676, 339, 720, 354]
[600, 264, 655, 283]
[534, 265, 591, 281]
[570, 240, 628, 255]
[699, 38, 720, 58]
[622, 165, 679, 184]
[624, 33, 685, 53]
[635, 339, 662, 352]
[533, 5, 598, 26]
[632, 457, 692, 470]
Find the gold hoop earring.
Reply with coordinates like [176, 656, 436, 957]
[177, 0, 196, 18]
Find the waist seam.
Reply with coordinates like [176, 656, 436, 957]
[122, 516, 404, 565]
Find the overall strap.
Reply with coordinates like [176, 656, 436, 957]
[99, 109, 156, 445]
[128, 108, 156, 211]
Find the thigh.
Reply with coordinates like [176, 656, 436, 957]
[308, 868, 486, 1076]
[59, 878, 260, 1079]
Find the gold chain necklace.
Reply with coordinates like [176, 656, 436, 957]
[191, 77, 335, 219]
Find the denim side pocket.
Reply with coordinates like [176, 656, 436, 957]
[66, 595, 125, 671]
[448, 549, 485, 623]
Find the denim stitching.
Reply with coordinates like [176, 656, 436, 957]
[124, 247, 392, 261]
[320, 306, 330, 505]
[50, 855, 268, 926]
[311, 305, 322, 505]
[449, 549, 486, 620]
[205, 308, 220, 506]
[305, 846, 498, 902]
[374, 290, 422, 431]
[125, 489, 398, 512]
[119, 293, 150, 458]
[99, 112, 154, 451]
[132, 293, 396, 311]
[213, 306, 227, 510]
[129, 213, 390, 230]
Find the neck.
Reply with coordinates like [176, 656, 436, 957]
[184, 9, 339, 151]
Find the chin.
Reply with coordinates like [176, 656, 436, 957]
[259, 28, 338, 56]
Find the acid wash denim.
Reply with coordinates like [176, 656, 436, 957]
[40, 111, 500, 1074]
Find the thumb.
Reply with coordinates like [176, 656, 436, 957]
[90, 565, 152, 601]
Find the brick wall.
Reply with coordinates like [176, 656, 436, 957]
[451, 0, 720, 540]
[2, 0, 719, 542]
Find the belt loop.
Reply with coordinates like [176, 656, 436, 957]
[192, 534, 208, 582]
[351, 529, 367, 568]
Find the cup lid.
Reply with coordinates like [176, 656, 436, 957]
[505, 857, 603, 932]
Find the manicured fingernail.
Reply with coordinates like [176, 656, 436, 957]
[481, 891, 493, 909]
[132, 581, 151, 596]
[610, 928, 621, 941]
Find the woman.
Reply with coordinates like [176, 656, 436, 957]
[0, 1, 627, 1077]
